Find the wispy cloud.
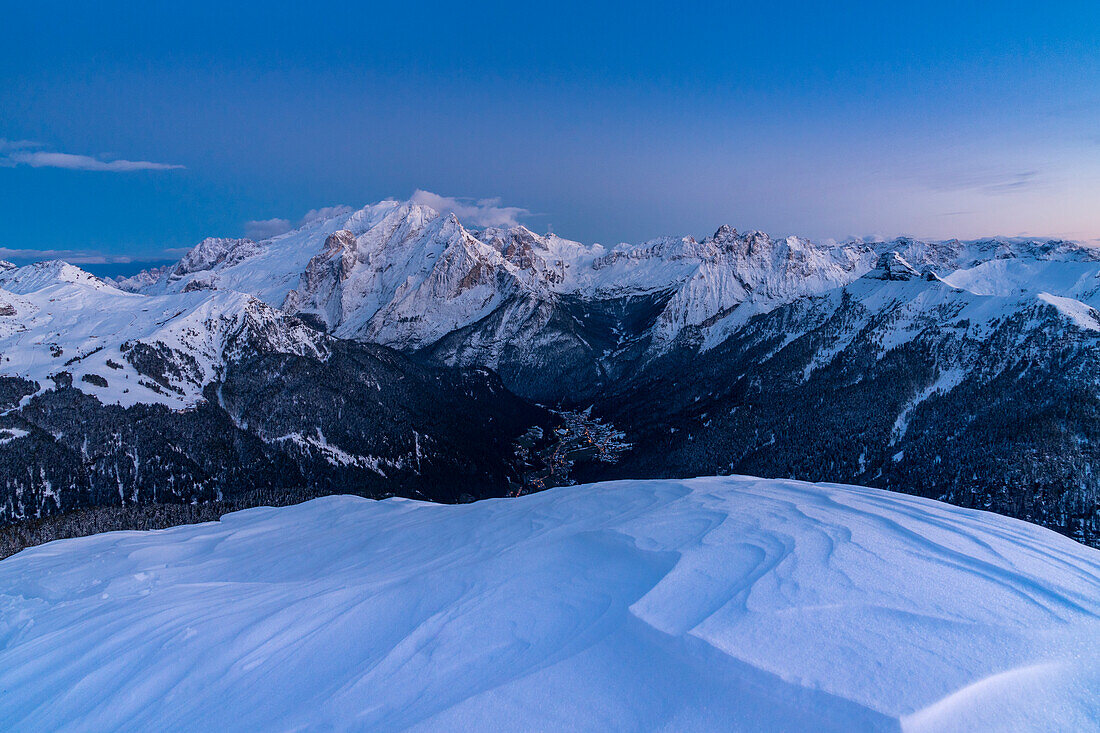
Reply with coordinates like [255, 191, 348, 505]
[981, 170, 1039, 195]
[0, 139, 183, 172]
[0, 247, 139, 265]
[243, 193, 530, 241]
[921, 168, 1042, 196]
[411, 190, 530, 228]
[244, 218, 293, 239]
[0, 138, 42, 151]
[301, 206, 353, 224]
[244, 205, 354, 240]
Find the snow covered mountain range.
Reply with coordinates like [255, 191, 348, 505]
[2, 196, 1100, 542]
[0, 248, 547, 522]
[0, 259, 327, 408]
[114, 199, 1100, 402]
[2, 476, 1098, 731]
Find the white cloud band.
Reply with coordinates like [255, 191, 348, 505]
[0, 140, 183, 171]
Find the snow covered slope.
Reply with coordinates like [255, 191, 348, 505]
[0, 259, 547, 521]
[1, 476, 1097, 732]
[0, 261, 327, 408]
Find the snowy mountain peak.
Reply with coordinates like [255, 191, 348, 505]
[91, 197, 1100, 392]
[866, 251, 921, 281]
[276, 202, 530, 346]
[0, 259, 114, 295]
[112, 264, 173, 293]
[0, 267, 330, 408]
[0, 260, 14, 272]
[172, 237, 260, 279]
[710, 223, 738, 241]
[708, 226, 770, 254]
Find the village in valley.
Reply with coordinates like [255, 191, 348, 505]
[510, 410, 632, 496]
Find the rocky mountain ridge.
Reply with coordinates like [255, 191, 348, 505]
[0, 253, 554, 522]
[4, 196, 1100, 543]
[116, 199, 1100, 403]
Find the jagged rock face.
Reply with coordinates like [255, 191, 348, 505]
[0, 290, 18, 317]
[281, 229, 359, 330]
[172, 238, 259, 278]
[111, 264, 171, 293]
[480, 226, 562, 283]
[279, 207, 531, 349]
[866, 252, 921, 281]
[182, 278, 214, 292]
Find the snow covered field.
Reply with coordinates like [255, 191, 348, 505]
[1, 476, 1098, 732]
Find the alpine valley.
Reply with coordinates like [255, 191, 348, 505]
[2, 197, 1099, 546]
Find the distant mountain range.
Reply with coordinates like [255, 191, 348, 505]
[2, 198, 1098, 544]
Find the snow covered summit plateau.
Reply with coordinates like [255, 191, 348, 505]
[1, 475, 1097, 731]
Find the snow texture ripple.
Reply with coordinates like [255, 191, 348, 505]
[1, 475, 1097, 732]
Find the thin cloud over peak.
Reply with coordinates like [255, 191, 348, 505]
[243, 194, 534, 243]
[244, 218, 293, 240]
[301, 206, 353, 224]
[243, 205, 354, 240]
[410, 190, 530, 228]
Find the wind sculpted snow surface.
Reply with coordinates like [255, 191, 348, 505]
[1, 476, 1098, 732]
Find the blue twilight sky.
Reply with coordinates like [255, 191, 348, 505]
[2, 1, 1099, 271]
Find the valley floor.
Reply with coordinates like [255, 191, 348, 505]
[1, 476, 1098, 731]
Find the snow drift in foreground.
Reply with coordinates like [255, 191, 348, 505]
[1, 477, 1098, 732]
